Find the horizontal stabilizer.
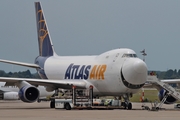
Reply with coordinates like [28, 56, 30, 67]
[0, 59, 40, 68]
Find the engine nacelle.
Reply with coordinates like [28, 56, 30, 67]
[18, 85, 39, 103]
[46, 87, 55, 92]
[158, 89, 177, 104]
[3, 92, 19, 100]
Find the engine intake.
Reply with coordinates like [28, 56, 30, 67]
[18, 85, 39, 103]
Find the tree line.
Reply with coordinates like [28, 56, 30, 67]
[0, 70, 41, 78]
[149, 69, 180, 79]
[0, 69, 180, 80]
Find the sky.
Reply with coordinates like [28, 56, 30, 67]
[0, 0, 180, 73]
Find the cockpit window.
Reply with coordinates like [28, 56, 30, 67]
[122, 54, 137, 58]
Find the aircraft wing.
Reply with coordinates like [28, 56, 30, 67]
[0, 88, 13, 93]
[161, 79, 180, 83]
[0, 59, 40, 68]
[144, 76, 180, 89]
[0, 82, 13, 93]
[0, 89, 4, 92]
[0, 77, 87, 89]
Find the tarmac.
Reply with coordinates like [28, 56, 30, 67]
[0, 100, 180, 120]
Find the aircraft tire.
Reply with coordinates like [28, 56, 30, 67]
[121, 102, 127, 109]
[127, 103, 132, 110]
[37, 99, 41, 103]
[50, 101, 55, 108]
[65, 103, 71, 110]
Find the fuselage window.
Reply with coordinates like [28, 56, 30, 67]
[122, 54, 137, 58]
[132, 54, 137, 57]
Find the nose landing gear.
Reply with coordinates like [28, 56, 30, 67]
[121, 94, 132, 110]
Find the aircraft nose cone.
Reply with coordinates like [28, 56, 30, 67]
[122, 59, 147, 85]
[133, 60, 147, 74]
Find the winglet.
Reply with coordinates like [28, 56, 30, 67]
[35, 2, 56, 57]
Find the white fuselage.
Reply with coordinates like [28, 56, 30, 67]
[43, 48, 147, 96]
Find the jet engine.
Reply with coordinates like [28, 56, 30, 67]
[18, 85, 39, 103]
[158, 89, 177, 104]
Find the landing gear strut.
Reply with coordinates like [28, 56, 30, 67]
[50, 89, 58, 108]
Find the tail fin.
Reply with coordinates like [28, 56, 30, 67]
[35, 2, 56, 57]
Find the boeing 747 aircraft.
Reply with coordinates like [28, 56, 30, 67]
[0, 2, 148, 109]
[0, 82, 54, 102]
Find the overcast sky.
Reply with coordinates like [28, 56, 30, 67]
[0, 0, 180, 73]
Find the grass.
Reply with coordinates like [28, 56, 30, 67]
[130, 89, 180, 103]
[100, 89, 160, 103]
[130, 89, 159, 102]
